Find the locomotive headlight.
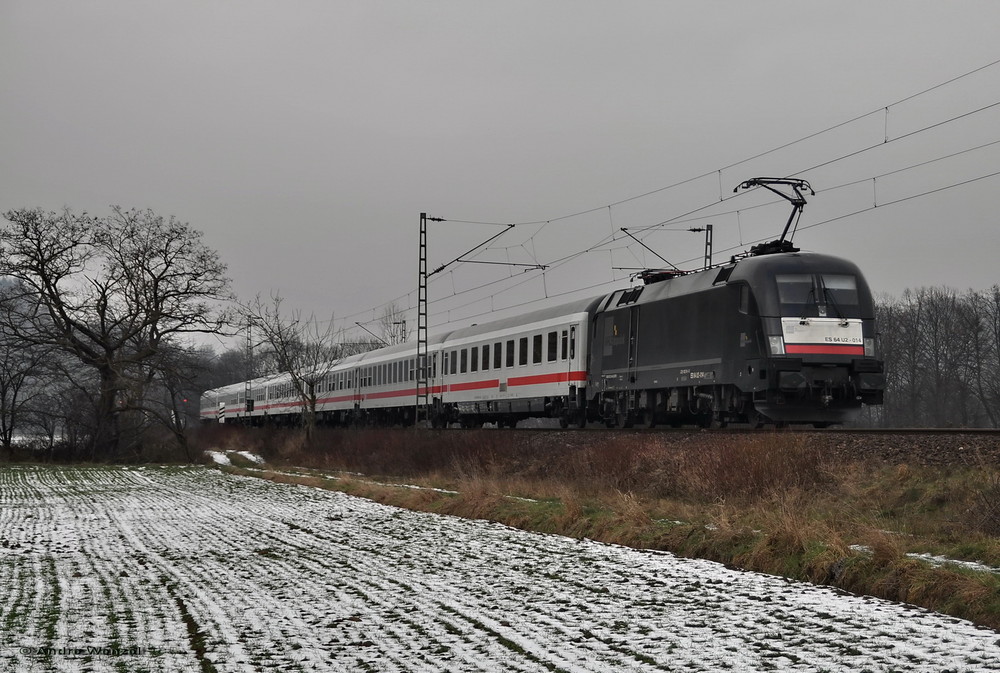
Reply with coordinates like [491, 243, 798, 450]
[864, 337, 875, 357]
[768, 336, 785, 355]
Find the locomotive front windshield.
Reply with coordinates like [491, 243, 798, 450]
[776, 274, 860, 318]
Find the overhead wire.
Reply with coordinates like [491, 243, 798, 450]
[661, 168, 1000, 270]
[625, 95, 1000, 238]
[784, 99, 1000, 180]
[819, 136, 1000, 193]
[442, 55, 1000, 230]
[336, 56, 1000, 338]
[429, 161, 1000, 334]
[418, 136, 1000, 333]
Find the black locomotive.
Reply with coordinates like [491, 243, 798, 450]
[587, 248, 884, 428]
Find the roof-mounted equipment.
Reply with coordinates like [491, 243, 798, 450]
[637, 268, 687, 285]
[733, 177, 814, 257]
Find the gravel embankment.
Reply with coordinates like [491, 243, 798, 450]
[518, 427, 1000, 465]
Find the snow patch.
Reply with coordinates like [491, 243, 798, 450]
[906, 552, 1000, 575]
[205, 449, 266, 466]
[852, 545, 1000, 576]
[205, 450, 231, 465]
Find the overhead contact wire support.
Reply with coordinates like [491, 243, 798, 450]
[417, 213, 441, 425]
[416, 214, 523, 426]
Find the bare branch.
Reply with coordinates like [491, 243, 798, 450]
[244, 292, 343, 436]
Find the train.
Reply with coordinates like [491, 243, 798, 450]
[200, 246, 885, 430]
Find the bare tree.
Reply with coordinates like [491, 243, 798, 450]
[245, 293, 341, 437]
[874, 286, 1000, 428]
[378, 302, 410, 346]
[871, 293, 899, 427]
[0, 207, 232, 459]
[984, 287, 1000, 426]
[130, 342, 209, 461]
[0, 288, 53, 457]
[895, 289, 927, 426]
[338, 339, 384, 357]
[917, 288, 970, 426]
[964, 286, 1000, 427]
[194, 346, 251, 390]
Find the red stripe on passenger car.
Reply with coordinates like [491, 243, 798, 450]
[785, 344, 865, 355]
[447, 379, 500, 392]
[365, 385, 445, 400]
[312, 394, 356, 404]
[507, 370, 588, 387]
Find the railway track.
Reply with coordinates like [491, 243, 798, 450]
[423, 423, 1000, 465]
[496, 424, 1000, 435]
[814, 426, 1000, 435]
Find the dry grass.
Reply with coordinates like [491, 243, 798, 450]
[970, 460, 1000, 537]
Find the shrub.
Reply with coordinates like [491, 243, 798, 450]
[657, 433, 834, 502]
[970, 468, 1000, 536]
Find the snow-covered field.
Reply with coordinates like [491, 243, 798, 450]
[1, 466, 997, 672]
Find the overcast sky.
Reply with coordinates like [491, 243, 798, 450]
[4, 2, 1000, 346]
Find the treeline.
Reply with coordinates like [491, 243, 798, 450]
[871, 287, 1000, 428]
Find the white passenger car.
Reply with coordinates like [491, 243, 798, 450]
[200, 297, 600, 428]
